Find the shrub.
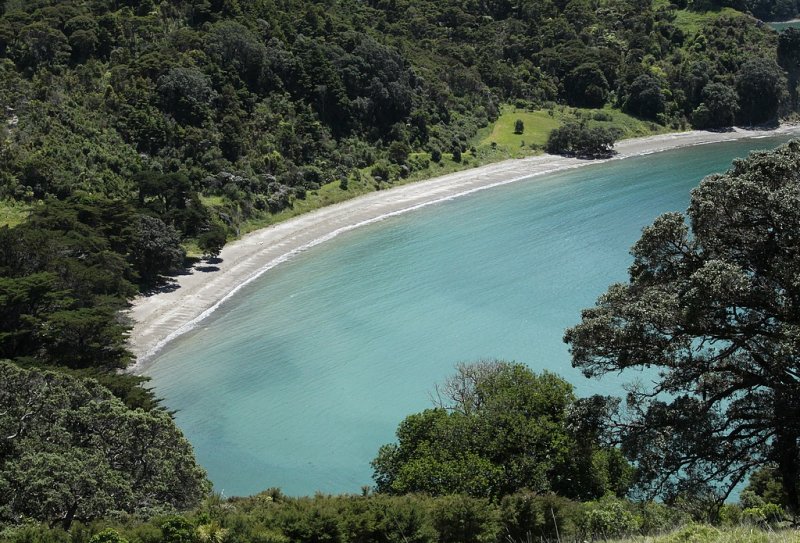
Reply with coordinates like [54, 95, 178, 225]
[500, 492, 581, 542]
[514, 119, 524, 134]
[430, 495, 500, 543]
[545, 123, 616, 157]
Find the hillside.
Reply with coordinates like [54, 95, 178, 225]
[1, 0, 800, 535]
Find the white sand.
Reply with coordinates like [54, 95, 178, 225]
[128, 126, 800, 371]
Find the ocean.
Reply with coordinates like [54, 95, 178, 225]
[145, 134, 796, 497]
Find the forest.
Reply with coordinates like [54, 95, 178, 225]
[1, 0, 800, 539]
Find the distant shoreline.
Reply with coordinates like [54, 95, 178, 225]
[128, 125, 800, 373]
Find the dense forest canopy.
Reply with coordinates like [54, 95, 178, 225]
[1, 0, 800, 536]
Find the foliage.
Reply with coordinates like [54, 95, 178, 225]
[129, 214, 186, 284]
[372, 361, 632, 500]
[565, 140, 800, 512]
[0, 362, 210, 530]
[691, 83, 739, 129]
[545, 123, 617, 157]
[735, 59, 787, 125]
[624, 74, 666, 121]
[197, 224, 227, 259]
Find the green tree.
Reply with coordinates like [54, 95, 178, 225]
[735, 59, 787, 125]
[545, 123, 616, 157]
[565, 63, 610, 108]
[691, 83, 739, 129]
[624, 74, 665, 120]
[89, 529, 129, 543]
[564, 140, 800, 512]
[129, 214, 186, 283]
[198, 223, 227, 259]
[778, 28, 800, 110]
[387, 140, 411, 164]
[0, 362, 210, 529]
[514, 119, 524, 134]
[372, 361, 630, 499]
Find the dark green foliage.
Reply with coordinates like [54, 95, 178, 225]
[736, 59, 787, 125]
[743, 0, 800, 21]
[545, 123, 616, 157]
[778, 28, 800, 110]
[744, 467, 789, 510]
[624, 74, 665, 120]
[691, 83, 739, 129]
[565, 63, 610, 108]
[159, 516, 197, 543]
[514, 119, 524, 134]
[565, 140, 800, 512]
[198, 223, 227, 259]
[372, 361, 632, 500]
[387, 141, 411, 165]
[0, 362, 209, 530]
[430, 495, 500, 543]
[129, 215, 185, 283]
[88, 529, 128, 543]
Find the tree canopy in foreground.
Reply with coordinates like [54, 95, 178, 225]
[372, 361, 632, 500]
[0, 362, 209, 529]
[565, 139, 800, 512]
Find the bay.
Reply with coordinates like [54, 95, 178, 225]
[769, 20, 800, 31]
[146, 135, 795, 498]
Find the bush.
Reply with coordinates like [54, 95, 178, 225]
[545, 123, 616, 157]
[430, 495, 500, 543]
[580, 496, 640, 540]
[89, 529, 129, 543]
[661, 523, 721, 543]
[514, 119, 524, 134]
[197, 223, 227, 258]
[500, 492, 581, 542]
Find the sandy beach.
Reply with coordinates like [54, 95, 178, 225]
[128, 126, 800, 371]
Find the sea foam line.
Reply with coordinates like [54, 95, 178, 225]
[133, 128, 800, 369]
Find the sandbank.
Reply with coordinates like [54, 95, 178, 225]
[128, 125, 800, 372]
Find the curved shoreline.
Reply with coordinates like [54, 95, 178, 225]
[128, 126, 800, 372]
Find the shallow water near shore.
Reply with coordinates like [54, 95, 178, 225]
[769, 20, 800, 31]
[146, 135, 795, 497]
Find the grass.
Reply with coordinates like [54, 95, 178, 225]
[651, 0, 746, 35]
[607, 525, 800, 543]
[221, 103, 679, 239]
[475, 104, 673, 158]
[478, 107, 564, 153]
[0, 200, 31, 227]
[671, 6, 744, 35]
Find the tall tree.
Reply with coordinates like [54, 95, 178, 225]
[735, 58, 787, 125]
[372, 361, 631, 499]
[0, 362, 210, 529]
[565, 140, 800, 512]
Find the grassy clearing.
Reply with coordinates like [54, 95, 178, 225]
[476, 104, 672, 157]
[608, 524, 800, 543]
[0, 200, 31, 227]
[672, 6, 744, 35]
[650, 0, 746, 35]
[478, 107, 564, 152]
[230, 103, 676, 238]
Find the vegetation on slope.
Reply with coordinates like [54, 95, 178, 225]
[1, 0, 800, 535]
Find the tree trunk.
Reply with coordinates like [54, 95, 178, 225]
[774, 392, 800, 514]
[61, 502, 78, 531]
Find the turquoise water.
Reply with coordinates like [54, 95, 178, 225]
[146, 135, 795, 498]
[769, 20, 800, 31]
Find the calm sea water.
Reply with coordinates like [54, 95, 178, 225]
[146, 135, 795, 497]
[769, 20, 800, 31]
